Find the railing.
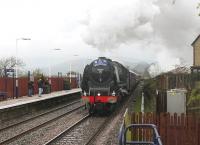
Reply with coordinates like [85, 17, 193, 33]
[0, 91, 7, 101]
[119, 109, 162, 145]
[119, 110, 200, 145]
[119, 124, 162, 145]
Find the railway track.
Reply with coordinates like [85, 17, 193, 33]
[44, 114, 91, 145]
[44, 114, 112, 145]
[0, 99, 80, 132]
[0, 100, 84, 145]
[44, 96, 135, 145]
[84, 116, 110, 145]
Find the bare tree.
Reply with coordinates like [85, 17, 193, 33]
[32, 68, 44, 78]
[0, 56, 25, 77]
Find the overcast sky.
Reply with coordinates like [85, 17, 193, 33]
[0, 0, 199, 73]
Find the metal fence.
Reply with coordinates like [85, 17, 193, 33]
[0, 77, 78, 100]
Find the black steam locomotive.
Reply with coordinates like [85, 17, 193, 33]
[81, 57, 139, 114]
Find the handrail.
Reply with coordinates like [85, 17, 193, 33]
[119, 124, 163, 145]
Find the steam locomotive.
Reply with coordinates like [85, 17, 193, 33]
[81, 57, 139, 114]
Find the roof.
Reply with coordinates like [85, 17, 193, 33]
[191, 34, 200, 46]
[191, 66, 200, 69]
[156, 67, 190, 77]
[167, 66, 190, 74]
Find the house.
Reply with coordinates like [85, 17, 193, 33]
[191, 34, 200, 85]
[156, 67, 190, 91]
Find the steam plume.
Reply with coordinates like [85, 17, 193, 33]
[81, 0, 159, 50]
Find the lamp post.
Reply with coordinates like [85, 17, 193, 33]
[49, 48, 62, 91]
[70, 54, 79, 84]
[69, 63, 71, 84]
[15, 38, 31, 98]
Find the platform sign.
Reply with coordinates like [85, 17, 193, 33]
[30, 76, 34, 82]
[6, 69, 14, 72]
[5, 68, 15, 77]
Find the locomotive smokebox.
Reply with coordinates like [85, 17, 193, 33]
[81, 57, 139, 114]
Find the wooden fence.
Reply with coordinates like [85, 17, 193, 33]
[127, 112, 200, 145]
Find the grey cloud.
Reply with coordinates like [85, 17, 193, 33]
[81, 0, 160, 50]
[81, 0, 200, 72]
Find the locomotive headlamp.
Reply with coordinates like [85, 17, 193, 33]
[97, 93, 101, 96]
[84, 91, 86, 96]
[112, 91, 116, 96]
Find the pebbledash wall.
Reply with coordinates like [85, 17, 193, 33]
[192, 34, 200, 66]
[0, 77, 78, 99]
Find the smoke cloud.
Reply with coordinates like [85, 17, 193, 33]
[81, 0, 200, 73]
[81, 0, 160, 50]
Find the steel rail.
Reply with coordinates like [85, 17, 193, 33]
[0, 104, 84, 145]
[44, 114, 90, 145]
[85, 90, 137, 145]
[0, 99, 80, 132]
[84, 117, 110, 145]
[45, 85, 136, 145]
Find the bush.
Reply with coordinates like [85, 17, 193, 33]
[187, 87, 200, 106]
[143, 79, 156, 112]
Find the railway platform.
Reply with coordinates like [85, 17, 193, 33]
[0, 89, 81, 122]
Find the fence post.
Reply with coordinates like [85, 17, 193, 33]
[166, 113, 170, 145]
[123, 109, 131, 141]
[198, 118, 200, 145]
[13, 73, 15, 98]
[174, 113, 178, 145]
[4, 67, 7, 100]
[131, 112, 137, 141]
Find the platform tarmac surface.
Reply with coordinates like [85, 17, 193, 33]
[0, 88, 81, 110]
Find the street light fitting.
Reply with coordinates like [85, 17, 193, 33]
[21, 38, 31, 40]
[48, 48, 62, 87]
[15, 37, 31, 98]
[53, 48, 62, 50]
[17, 38, 31, 41]
[69, 54, 79, 84]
